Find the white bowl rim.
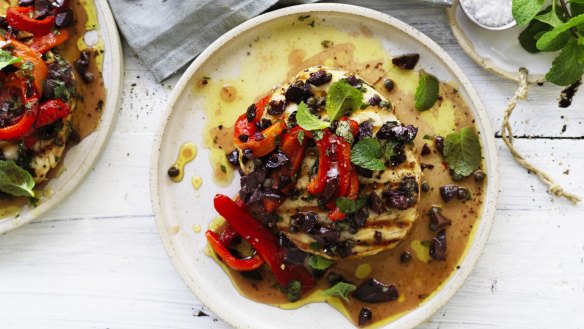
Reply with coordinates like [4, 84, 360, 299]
[150, 3, 499, 329]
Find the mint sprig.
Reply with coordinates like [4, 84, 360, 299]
[443, 127, 482, 177]
[414, 70, 439, 111]
[513, 0, 584, 86]
[350, 138, 385, 171]
[0, 160, 36, 198]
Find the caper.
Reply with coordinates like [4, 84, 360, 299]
[167, 166, 179, 178]
[383, 78, 395, 91]
[421, 181, 430, 192]
[457, 187, 470, 200]
[473, 169, 486, 182]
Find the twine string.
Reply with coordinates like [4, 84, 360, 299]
[500, 68, 580, 204]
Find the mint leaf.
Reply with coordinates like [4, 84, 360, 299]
[443, 127, 482, 177]
[0, 160, 36, 197]
[326, 80, 363, 121]
[512, 0, 545, 26]
[296, 102, 330, 131]
[307, 255, 335, 270]
[519, 19, 551, 53]
[350, 138, 385, 171]
[414, 70, 439, 111]
[572, 0, 584, 17]
[533, 2, 564, 27]
[537, 14, 584, 51]
[336, 196, 367, 214]
[322, 282, 356, 302]
[0, 50, 22, 71]
[335, 120, 354, 144]
[545, 39, 584, 86]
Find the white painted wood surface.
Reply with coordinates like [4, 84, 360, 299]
[1, 1, 583, 328]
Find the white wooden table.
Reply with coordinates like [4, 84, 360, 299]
[1, 1, 583, 328]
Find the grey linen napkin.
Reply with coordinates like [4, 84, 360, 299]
[107, 0, 317, 82]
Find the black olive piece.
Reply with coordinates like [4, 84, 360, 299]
[383, 78, 395, 91]
[421, 143, 431, 156]
[307, 70, 332, 86]
[429, 206, 451, 231]
[246, 103, 256, 122]
[283, 247, 308, 265]
[346, 75, 360, 86]
[358, 307, 373, 327]
[353, 278, 399, 303]
[473, 169, 486, 182]
[429, 230, 447, 261]
[323, 177, 339, 201]
[319, 226, 340, 243]
[226, 149, 239, 166]
[287, 111, 298, 127]
[255, 118, 272, 131]
[434, 135, 444, 155]
[48, 0, 66, 9]
[358, 120, 373, 140]
[68, 129, 81, 144]
[18, 0, 34, 6]
[373, 231, 382, 243]
[392, 53, 420, 70]
[241, 148, 253, 163]
[278, 175, 292, 189]
[239, 168, 267, 203]
[74, 50, 95, 83]
[375, 121, 398, 140]
[368, 191, 386, 214]
[368, 94, 382, 106]
[387, 194, 410, 210]
[167, 166, 179, 178]
[55, 9, 73, 28]
[439, 184, 459, 202]
[238, 134, 249, 143]
[268, 100, 285, 115]
[457, 187, 470, 200]
[421, 181, 430, 192]
[265, 152, 290, 169]
[400, 251, 412, 263]
[285, 84, 305, 104]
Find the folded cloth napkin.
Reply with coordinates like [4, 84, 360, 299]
[107, 0, 317, 81]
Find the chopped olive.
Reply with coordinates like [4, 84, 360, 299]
[400, 251, 412, 263]
[383, 78, 395, 91]
[353, 278, 399, 303]
[167, 166, 179, 178]
[307, 70, 332, 86]
[268, 100, 285, 115]
[392, 53, 420, 70]
[434, 135, 444, 155]
[429, 206, 452, 231]
[473, 169, 486, 182]
[226, 149, 239, 166]
[439, 184, 459, 202]
[238, 134, 249, 142]
[246, 103, 256, 121]
[429, 230, 447, 261]
[421, 143, 431, 156]
[358, 307, 373, 326]
[457, 187, 470, 200]
[368, 191, 386, 214]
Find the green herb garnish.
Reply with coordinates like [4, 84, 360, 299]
[414, 70, 439, 111]
[350, 138, 385, 171]
[0, 50, 22, 71]
[321, 282, 356, 302]
[443, 127, 482, 177]
[307, 255, 335, 270]
[0, 160, 36, 198]
[295, 102, 330, 130]
[336, 196, 368, 214]
[286, 280, 302, 302]
[326, 80, 363, 121]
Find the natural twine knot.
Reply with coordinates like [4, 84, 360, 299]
[501, 67, 580, 204]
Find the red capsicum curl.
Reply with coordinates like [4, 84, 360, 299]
[6, 7, 55, 36]
[0, 74, 39, 140]
[233, 95, 287, 158]
[30, 29, 70, 54]
[306, 130, 333, 195]
[1, 37, 49, 95]
[263, 126, 308, 213]
[214, 194, 315, 291]
[36, 99, 71, 128]
[205, 230, 264, 272]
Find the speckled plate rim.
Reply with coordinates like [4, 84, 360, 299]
[150, 3, 498, 329]
[446, 0, 545, 83]
[0, 0, 123, 234]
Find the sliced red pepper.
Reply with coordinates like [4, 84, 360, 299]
[214, 194, 315, 290]
[0, 74, 39, 140]
[6, 7, 55, 36]
[336, 136, 352, 197]
[29, 29, 69, 54]
[328, 168, 360, 222]
[219, 225, 239, 246]
[233, 95, 287, 158]
[36, 99, 71, 128]
[306, 130, 333, 195]
[205, 230, 264, 272]
[263, 126, 307, 212]
[1, 37, 49, 95]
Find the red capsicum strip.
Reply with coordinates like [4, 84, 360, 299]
[214, 194, 315, 290]
[30, 29, 70, 54]
[36, 99, 71, 128]
[336, 136, 352, 197]
[6, 7, 55, 36]
[263, 126, 308, 213]
[205, 230, 264, 272]
[306, 130, 333, 195]
[233, 95, 287, 158]
[1, 37, 49, 95]
[0, 74, 39, 140]
[328, 168, 360, 222]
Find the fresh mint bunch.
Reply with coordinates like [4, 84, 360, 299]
[513, 0, 584, 86]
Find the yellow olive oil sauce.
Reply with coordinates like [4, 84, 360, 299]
[168, 143, 197, 182]
[0, 0, 107, 217]
[194, 18, 485, 327]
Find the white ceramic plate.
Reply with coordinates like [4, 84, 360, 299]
[151, 4, 498, 329]
[0, 0, 123, 234]
[447, 0, 556, 83]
